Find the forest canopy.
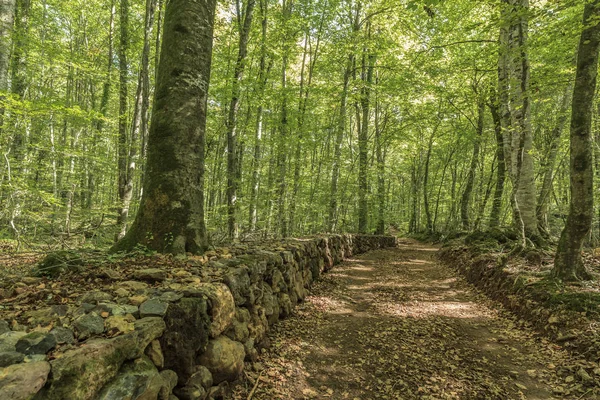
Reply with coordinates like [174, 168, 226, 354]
[0, 0, 598, 279]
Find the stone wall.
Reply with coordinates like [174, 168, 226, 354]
[0, 234, 396, 400]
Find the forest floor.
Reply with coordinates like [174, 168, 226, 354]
[233, 240, 600, 400]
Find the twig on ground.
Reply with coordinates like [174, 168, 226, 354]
[247, 370, 265, 400]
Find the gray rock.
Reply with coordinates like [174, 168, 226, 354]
[175, 386, 206, 400]
[50, 327, 75, 345]
[0, 351, 24, 367]
[160, 369, 178, 393]
[197, 336, 245, 384]
[119, 281, 149, 292]
[80, 290, 113, 304]
[160, 298, 210, 382]
[133, 268, 167, 283]
[73, 302, 96, 319]
[193, 283, 235, 338]
[225, 308, 250, 343]
[0, 361, 50, 400]
[270, 269, 287, 293]
[74, 312, 105, 338]
[140, 298, 169, 318]
[0, 331, 27, 353]
[99, 303, 139, 317]
[25, 354, 48, 362]
[160, 291, 184, 302]
[189, 365, 213, 390]
[145, 339, 164, 369]
[15, 331, 57, 355]
[96, 356, 163, 400]
[0, 320, 10, 335]
[39, 317, 166, 400]
[222, 267, 252, 306]
[24, 305, 68, 326]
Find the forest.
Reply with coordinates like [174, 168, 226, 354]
[4, 0, 600, 398]
[2, 0, 598, 282]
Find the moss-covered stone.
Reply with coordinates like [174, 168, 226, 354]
[160, 298, 210, 383]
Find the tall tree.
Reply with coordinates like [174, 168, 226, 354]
[226, 0, 255, 240]
[113, 0, 217, 253]
[504, 0, 539, 240]
[115, 0, 130, 241]
[358, 23, 374, 234]
[460, 95, 484, 230]
[248, 0, 268, 232]
[0, 0, 15, 103]
[553, 0, 600, 281]
[488, 89, 506, 229]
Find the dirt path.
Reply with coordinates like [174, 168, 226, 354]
[233, 240, 599, 399]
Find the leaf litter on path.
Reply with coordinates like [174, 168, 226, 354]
[233, 241, 600, 399]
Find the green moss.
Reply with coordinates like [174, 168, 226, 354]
[529, 277, 600, 318]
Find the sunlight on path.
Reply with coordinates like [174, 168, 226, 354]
[233, 240, 597, 400]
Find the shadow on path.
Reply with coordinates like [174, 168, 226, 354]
[234, 240, 597, 399]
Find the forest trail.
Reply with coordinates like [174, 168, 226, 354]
[234, 240, 597, 400]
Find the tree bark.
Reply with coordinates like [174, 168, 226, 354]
[115, 0, 130, 241]
[375, 95, 386, 235]
[536, 84, 571, 236]
[488, 89, 505, 229]
[358, 28, 374, 234]
[553, 0, 600, 281]
[248, 0, 268, 232]
[0, 0, 15, 130]
[226, 0, 255, 240]
[113, 0, 216, 254]
[460, 97, 484, 231]
[0, 0, 14, 94]
[505, 0, 539, 239]
[328, 57, 352, 232]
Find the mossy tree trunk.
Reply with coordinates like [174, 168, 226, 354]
[488, 89, 505, 229]
[0, 0, 15, 118]
[226, 0, 255, 241]
[553, 0, 600, 281]
[460, 96, 484, 231]
[113, 0, 216, 254]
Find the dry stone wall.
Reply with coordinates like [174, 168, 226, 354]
[0, 234, 397, 400]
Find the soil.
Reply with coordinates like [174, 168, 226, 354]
[233, 240, 600, 399]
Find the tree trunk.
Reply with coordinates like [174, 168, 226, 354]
[358, 29, 374, 234]
[537, 84, 571, 236]
[9, 0, 27, 99]
[113, 0, 216, 254]
[460, 97, 484, 231]
[505, 0, 538, 239]
[248, 0, 268, 232]
[135, 0, 158, 194]
[553, 0, 600, 281]
[423, 129, 435, 233]
[375, 97, 386, 235]
[488, 90, 505, 229]
[115, 0, 130, 241]
[226, 0, 255, 240]
[0, 0, 15, 120]
[328, 57, 352, 232]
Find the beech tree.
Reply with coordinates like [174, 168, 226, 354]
[553, 0, 600, 281]
[113, 0, 217, 254]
